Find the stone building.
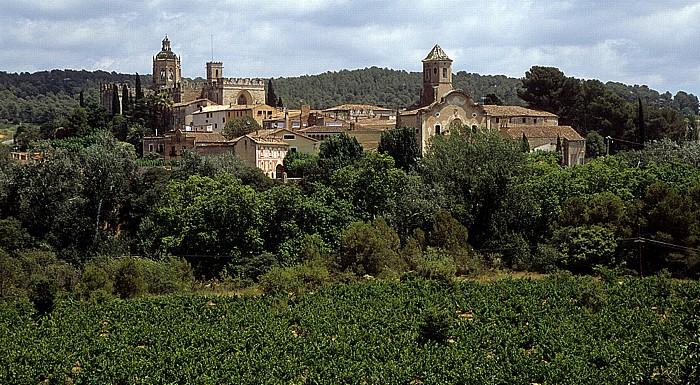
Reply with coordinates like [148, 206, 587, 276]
[398, 44, 585, 165]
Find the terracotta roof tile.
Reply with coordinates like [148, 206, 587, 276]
[482, 105, 558, 118]
[501, 125, 584, 141]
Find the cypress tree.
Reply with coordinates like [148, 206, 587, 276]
[521, 132, 530, 153]
[277, 97, 284, 109]
[638, 97, 645, 148]
[121, 84, 130, 114]
[79, 90, 85, 107]
[111, 85, 120, 115]
[135, 73, 144, 101]
[266, 78, 278, 107]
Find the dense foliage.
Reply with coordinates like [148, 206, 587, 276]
[1, 276, 698, 384]
[0, 70, 151, 124]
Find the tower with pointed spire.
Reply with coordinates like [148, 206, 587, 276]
[420, 44, 453, 106]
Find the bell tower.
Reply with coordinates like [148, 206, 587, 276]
[420, 44, 453, 106]
[152, 35, 181, 89]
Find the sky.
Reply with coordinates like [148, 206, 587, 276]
[1, 0, 700, 96]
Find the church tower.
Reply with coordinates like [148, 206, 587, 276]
[206, 62, 224, 81]
[152, 35, 181, 89]
[420, 44, 453, 106]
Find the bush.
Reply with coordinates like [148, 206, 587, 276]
[418, 307, 455, 344]
[139, 256, 193, 295]
[259, 260, 331, 297]
[0, 251, 25, 300]
[28, 276, 58, 315]
[79, 263, 114, 300]
[113, 257, 146, 299]
[413, 248, 457, 281]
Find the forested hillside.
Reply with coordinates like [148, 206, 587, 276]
[271, 67, 525, 109]
[0, 70, 150, 124]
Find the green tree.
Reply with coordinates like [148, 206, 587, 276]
[377, 126, 420, 171]
[520, 132, 530, 153]
[518, 66, 580, 125]
[147, 173, 264, 258]
[338, 218, 404, 276]
[111, 85, 120, 116]
[121, 84, 130, 115]
[222, 115, 261, 139]
[421, 126, 525, 247]
[266, 78, 278, 107]
[586, 131, 605, 158]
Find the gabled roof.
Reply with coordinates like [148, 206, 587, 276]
[423, 44, 452, 62]
[482, 105, 558, 118]
[323, 104, 392, 112]
[184, 132, 229, 143]
[241, 134, 289, 146]
[501, 125, 584, 141]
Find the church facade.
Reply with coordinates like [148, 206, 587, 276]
[398, 44, 585, 166]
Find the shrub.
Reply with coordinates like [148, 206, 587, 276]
[139, 256, 193, 295]
[259, 260, 331, 297]
[28, 276, 58, 315]
[113, 257, 146, 299]
[79, 263, 114, 300]
[418, 307, 455, 344]
[413, 248, 457, 281]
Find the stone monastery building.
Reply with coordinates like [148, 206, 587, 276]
[398, 45, 585, 166]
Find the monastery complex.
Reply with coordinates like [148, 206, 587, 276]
[106, 37, 585, 178]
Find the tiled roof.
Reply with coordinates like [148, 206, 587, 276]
[482, 105, 558, 118]
[185, 132, 229, 143]
[501, 125, 584, 141]
[173, 98, 213, 108]
[323, 104, 392, 112]
[423, 44, 451, 62]
[243, 134, 289, 146]
[192, 105, 231, 114]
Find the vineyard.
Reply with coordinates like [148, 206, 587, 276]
[1, 275, 698, 384]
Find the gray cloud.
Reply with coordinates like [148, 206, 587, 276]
[1, 0, 699, 96]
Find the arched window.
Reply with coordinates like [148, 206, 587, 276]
[435, 124, 441, 135]
[237, 94, 248, 105]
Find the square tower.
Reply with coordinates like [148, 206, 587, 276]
[420, 44, 453, 106]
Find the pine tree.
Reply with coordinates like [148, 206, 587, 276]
[111, 85, 120, 115]
[266, 78, 278, 107]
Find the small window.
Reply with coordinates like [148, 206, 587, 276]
[495, 118, 500, 123]
[533, 118, 538, 124]
[433, 68, 437, 75]
[148, 144, 153, 152]
[442, 67, 447, 78]
[435, 124, 441, 135]
[522, 118, 527, 123]
[472, 112, 477, 118]
[283, 134, 295, 140]
[290, 147, 297, 152]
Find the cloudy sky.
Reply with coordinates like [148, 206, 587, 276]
[2, 0, 700, 96]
